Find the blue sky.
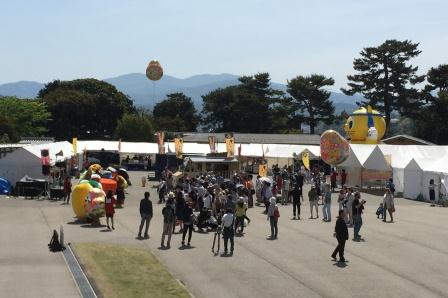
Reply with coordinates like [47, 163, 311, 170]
[1, 0, 447, 89]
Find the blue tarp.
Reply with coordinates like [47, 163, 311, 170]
[0, 178, 12, 195]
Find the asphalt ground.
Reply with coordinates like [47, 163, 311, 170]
[1, 171, 448, 298]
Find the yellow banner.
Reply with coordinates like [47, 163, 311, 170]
[259, 164, 268, 177]
[72, 138, 77, 154]
[225, 132, 235, 158]
[302, 151, 310, 170]
[174, 134, 183, 159]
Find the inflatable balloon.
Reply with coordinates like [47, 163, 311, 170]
[320, 130, 350, 165]
[146, 60, 163, 81]
[72, 183, 93, 219]
[344, 105, 386, 144]
[85, 189, 105, 222]
[100, 178, 117, 195]
[89, 164, 102, 173]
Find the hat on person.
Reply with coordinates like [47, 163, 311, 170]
[168, 192, 175, 199]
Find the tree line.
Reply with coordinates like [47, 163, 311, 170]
[1, 39, 447, 144]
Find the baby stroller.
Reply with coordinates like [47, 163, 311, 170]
[196, 209, 219, 232]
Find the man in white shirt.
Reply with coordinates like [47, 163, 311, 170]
[222, 208, 235, 255]
[203, 191, 213, 209]
[346, 188, 355, 226]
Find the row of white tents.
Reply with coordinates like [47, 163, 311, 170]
[1, 140, 447, 201]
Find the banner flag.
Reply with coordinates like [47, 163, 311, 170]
[225, 132, 235, 158]
[208, 136, 216, 153]
[156, 131, 165, 154]
[174, 133, 184, 159]
[302, 151, 310, 170]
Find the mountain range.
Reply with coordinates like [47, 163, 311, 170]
[0, 73, 361, 113]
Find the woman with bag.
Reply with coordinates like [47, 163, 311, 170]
[267, 197, 279, 239]
[382, 188, 395, 223]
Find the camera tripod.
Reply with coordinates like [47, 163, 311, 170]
[212, 226, 222, 254]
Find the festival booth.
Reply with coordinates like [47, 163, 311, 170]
[183, 156, 240, 178]
[338, 145, 391, 188]
[403, 156, 448, 201]
[0, 141, 74, 186]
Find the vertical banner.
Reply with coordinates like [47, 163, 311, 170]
[72, 138, 77, 155]
[208, 136, 216, 153]
[156, 131, 165, 154]
[41, 149, 50, 175]
[302, 151, 310, 170]
[174, 133, 184, 159]
[225, 132, 235, 158]
[259, 163, 268, 177]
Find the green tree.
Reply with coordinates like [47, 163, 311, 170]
[415, 65, 448, 144]
[0, 96, 50, 139]
[153, 93, 199, 132]
[201, 73, 285, 133]
[341, 40, 425, 129]
[115, 114, 154, 142]
[0, 115, 19, 143]
[286, 74, 335, 134]
[38, 79, 135, 140]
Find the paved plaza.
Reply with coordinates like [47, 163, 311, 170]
[1, 171, 448, 298]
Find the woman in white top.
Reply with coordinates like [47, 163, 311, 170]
[382, 188, 395, 222]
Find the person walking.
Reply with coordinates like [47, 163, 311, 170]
[175, 191, 185, 233]
[322, 183, 332, 222]
[181, 201, 194, 247]
[267, 197, 279, 239]
[63, 176, 72, 204]
[330, 169, 338, 191]
[352, 192, 365, 241]
[383, 188, 395, 222]
[222, 208, 235, 255]
[234, 199, 247, 234]
[340, 169, 347, 188]
[337, 189, 346, 211]
[161, 197, 175, 248]
[308, 186, 319, 219]
[138, 192, 153, 239]
[331, 210, 349, 262]
[105, 191, 116, 230]
[292, 184, 302, 220]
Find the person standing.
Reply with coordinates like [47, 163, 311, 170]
[281, 175, 290, 205]
[292, 184, 302, 220]
[308, 186, 319, 219]
[175, 191, 185, 233]
[340, 169, 347, 188]
[105, 191, 116, 230]
[267, 197, 279, 239]
[383, 188, 395, 222]
[322, 183, 332, 222]
[63, 176, 72, 204]
[181, 201, 194, 247]
[222, 208, 235, 255]
[234, 199, 247, 234]
[262, 181, 273, 214]
[352, 192, 365, 241]
[330, 169, 338, 191]
[429, 179, 436, 207]
[161, 198, 175, 248]
[337, 189, 346, 211]
[138, 192, 153, 239]
[346, 188, 355, 226]
[331, 210, 349, 262]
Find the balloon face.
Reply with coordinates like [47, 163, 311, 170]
[343, 106, 386, 143]
[146, 60, 163, 81]
[72, 183, 93, 219]
[320, 130, 350, 165]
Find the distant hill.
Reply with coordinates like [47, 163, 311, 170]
[0, 81, 44, 98]
[0, 73, 359, 113]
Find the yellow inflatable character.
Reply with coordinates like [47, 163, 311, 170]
[344, 105, 386, 144]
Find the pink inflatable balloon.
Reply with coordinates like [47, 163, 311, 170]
[320, 130, 350, 165]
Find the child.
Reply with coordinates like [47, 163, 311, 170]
[376, 203, 384, 219]
[105, 191, 116, 230]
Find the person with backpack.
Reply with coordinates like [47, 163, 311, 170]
[161, 194, 176, 248]
[267, 197, 279, 239]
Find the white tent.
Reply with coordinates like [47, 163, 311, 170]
[0, 141, 73, 184]
[403, 159, 423, 199]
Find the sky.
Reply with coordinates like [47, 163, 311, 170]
[1, 0, 447, 90]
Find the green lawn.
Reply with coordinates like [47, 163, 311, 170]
[74, 243, 190, 298]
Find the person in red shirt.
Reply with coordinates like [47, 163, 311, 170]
[105, 191, 116, 230]
[340, 169, 347, 188]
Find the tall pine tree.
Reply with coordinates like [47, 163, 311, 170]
[341, 40, 424, 129]
[286, 74, 335, 134]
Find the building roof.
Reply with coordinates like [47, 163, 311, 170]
[185, 156, 239, 163]
[182, 133, 320, 145]
[382, 135, 435, 146]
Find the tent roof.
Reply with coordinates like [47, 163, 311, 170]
[22, 141, 73, 165]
